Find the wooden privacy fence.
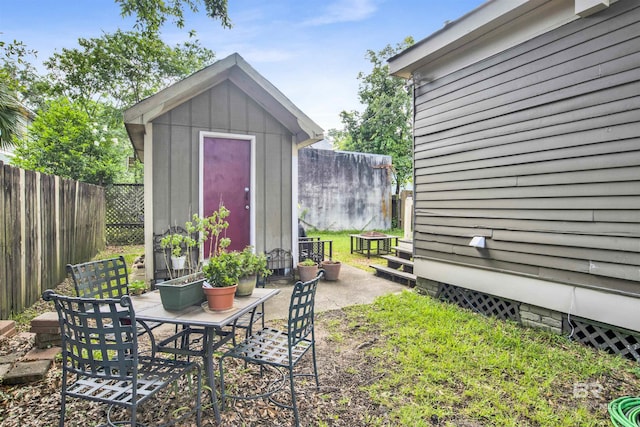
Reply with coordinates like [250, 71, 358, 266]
[0, 162, 105, 319]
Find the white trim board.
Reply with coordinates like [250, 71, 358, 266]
[415, 258, 640, 332]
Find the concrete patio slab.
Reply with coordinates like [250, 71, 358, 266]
[23, 346, 61, 362]
[2, 360, 51, 385]
[264, 263, 408, 321]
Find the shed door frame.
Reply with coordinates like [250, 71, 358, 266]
[199, 131, 256, 257]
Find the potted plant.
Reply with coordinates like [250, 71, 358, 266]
[236, 246, 271, 297]
[320, 259, 341, 281]
[297, 258, 318, 282]
[202, 250, 242, 311]
[127, 279, 148, 296]
[157, 203, 230, 310]
[156, 272, 206, 310]
[184, 204, 230, 271]
[160, 233, 188, 272]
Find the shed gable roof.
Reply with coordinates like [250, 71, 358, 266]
[124, 53, 323, 159]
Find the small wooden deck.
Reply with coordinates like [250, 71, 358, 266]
[370, 240, 416, 286]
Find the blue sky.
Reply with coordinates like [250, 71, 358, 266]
[1, 0, 485, 131]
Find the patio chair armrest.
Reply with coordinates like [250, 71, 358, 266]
[136, 319, 156, 358]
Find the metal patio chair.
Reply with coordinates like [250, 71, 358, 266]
[67, 256, 161, 336]
[43, 290, 202, 427]
[66, 256, 130, 300]
[219, 269, 324, 426]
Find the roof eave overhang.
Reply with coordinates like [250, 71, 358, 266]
[125, 123, 145, 161]
[123, 53, 323, 158]
[388, 0, 575, 79]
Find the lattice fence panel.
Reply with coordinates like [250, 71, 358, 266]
[105, 184, 144, 245]
[564, 317, 640, 362]
[437, 283, 520, 322]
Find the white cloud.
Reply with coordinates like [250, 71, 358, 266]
[303, 0, 377, 26]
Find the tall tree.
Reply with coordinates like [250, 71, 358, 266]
[117, 0, 231, 32]
[44, 30, 215, 109]
[1, 38, 50, 111]
[332, 37, 414, 195]
[37, 30, 215, 182]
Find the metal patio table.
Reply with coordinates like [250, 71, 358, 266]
[350, 233, 399, 258]
[130, 287, 281, 423]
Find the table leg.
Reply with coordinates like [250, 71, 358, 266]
[204, 327, 221, 423]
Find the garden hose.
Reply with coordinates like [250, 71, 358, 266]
[609, 396, 640, 426]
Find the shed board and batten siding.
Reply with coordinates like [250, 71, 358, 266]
[393, 0, 640, 332]
[124, 53, 323, 281]
[151, 79, 294, 254]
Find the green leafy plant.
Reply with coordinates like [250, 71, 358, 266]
[299, 258, 317, 267]
[185, 202, 231, 261]
[202, 250, 242, 287]
[127, 280, 147, 295]
[238, 246, 271, 279]
[159, 232, 197, 279]
[160, 233, 186, 258]
[161, 202, 231, 279]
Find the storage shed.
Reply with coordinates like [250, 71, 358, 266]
[124, 53, 323, 281]
[389, 0, 640, 347]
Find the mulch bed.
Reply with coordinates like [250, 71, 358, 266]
[0, 283, 385, 427]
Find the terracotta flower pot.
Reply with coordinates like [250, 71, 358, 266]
[298, 263, 318, 282]
[203, 284, 237, 311]
[321, 260, 341, 281]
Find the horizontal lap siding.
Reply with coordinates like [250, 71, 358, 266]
[413, 0, 640, 296]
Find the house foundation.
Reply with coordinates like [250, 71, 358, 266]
[416, 277, 640, 361]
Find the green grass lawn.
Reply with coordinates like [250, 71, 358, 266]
[334, 292, 640, 426]
[94, 245, 145, 266]
[308, 228, 403, 271]
[309, 230, 640, 425]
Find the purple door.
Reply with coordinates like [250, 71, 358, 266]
[201, 136, 251, 257]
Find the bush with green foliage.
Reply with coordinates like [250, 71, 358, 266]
[12, 98, 126, 185]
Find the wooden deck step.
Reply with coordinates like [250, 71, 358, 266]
[370, 264, 416, 287]
[391, 246, 413, 260]
[380, 255, 414, 273]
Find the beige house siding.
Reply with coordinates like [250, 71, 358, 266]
[412, 0, 640, 304]
[151, 79, 294, 254]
